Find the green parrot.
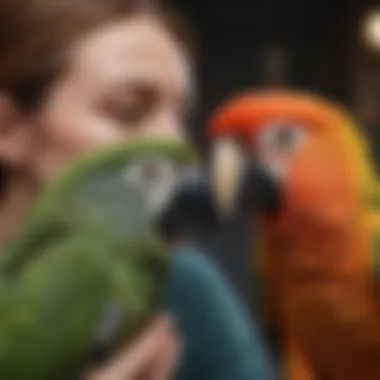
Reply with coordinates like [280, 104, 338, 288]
[0, 138, 199, 380]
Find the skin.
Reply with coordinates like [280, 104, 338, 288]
[86, 315, 181, 380]
[0, 15, 191, 380]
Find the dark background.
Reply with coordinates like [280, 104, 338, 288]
[176, 0, 380, 306]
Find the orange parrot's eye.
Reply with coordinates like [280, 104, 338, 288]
[256, 122, 309, 180]
[257, 122, 308, 154]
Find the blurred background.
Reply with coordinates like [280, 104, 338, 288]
[175, 0, 380, 307]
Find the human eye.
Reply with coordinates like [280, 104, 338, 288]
[103, 84, 157, 128]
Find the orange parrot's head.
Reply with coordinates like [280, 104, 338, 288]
[207, 90, 378, 287]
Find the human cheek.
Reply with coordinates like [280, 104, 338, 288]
[57, 110, 127, 152]
[35, 113, 124, 184]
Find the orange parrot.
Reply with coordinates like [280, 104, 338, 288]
[206, 91, 380, 380]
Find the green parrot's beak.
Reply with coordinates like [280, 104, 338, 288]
[158, 166, 218, 238]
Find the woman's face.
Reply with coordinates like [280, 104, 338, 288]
[29, 16, 192, 184]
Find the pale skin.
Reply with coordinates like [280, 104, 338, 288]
[0, 15, 192, 380]
[86, 315, 182, 380]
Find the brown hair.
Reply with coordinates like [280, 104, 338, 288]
[0, 0, 193, 111]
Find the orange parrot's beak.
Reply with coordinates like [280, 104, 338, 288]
[158, 137, 282, 236]
[209, 137, 281, 218]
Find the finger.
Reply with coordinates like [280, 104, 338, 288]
[150, 320, 182, 380]
[90, 314, 173, 380]
[110, 314, 173, 369]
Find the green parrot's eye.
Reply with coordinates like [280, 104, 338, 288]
[123, 157, 181, 217]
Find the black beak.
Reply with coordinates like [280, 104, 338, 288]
[158, 167, 217, 238]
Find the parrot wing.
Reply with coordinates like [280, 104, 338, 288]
[0, 236, 107, 380]
[0, 231, 169, 380]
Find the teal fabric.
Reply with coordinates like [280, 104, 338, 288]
[163, 246, 275, 380]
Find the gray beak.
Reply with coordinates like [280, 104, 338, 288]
[209, 138, 281, 217]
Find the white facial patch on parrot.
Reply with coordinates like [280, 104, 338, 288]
[256, 121, 308, 181]
[76, 156, 183, 237]
[122, 157, 180, 218]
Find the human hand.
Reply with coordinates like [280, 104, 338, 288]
[84, 314, 181, 380]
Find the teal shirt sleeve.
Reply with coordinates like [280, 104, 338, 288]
[163, 246, 275, 380]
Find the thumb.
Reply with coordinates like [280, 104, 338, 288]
[85, 314, 173, 380]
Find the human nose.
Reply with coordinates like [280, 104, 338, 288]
[145, 113, 185, 142]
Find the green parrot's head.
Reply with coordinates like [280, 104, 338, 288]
[23, 137, 213, 244]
